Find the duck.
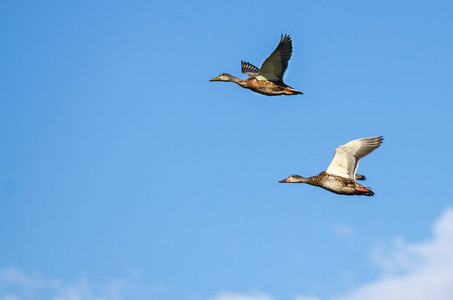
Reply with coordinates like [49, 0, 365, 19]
[279, 136, 383, 196]
[209, 34, 303, 96]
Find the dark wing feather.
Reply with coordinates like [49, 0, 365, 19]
[257, 34, 293, 83]
[355, 174, 366, 181]
[241, 61, 260, 78]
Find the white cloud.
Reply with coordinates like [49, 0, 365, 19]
[0, 295, 20, 300]
[212, 292, 275, 300]
[5, 208, 453, 300]
[293, 296, 321, 300]
[0, 267, 46, 290]
[0, 268, 124, 300]
[333, 224, 356, 239]
[212, 207, 453, 300]
[211, 292, 320, 300]
[335, 207, 453, 300]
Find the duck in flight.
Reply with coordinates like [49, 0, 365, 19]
[279, 136, 383, 196]
[210, 34, 303, 96]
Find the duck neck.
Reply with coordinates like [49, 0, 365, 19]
[229, 76, 248, 88]
[296, 177, 310, 183]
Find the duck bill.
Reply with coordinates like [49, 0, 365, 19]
[279, 178, 289, 183]
[209, 76, 220, 81]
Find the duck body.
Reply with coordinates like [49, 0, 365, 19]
[213, 75, 302, 96]
[244, 78, 302, 96]
[210, 34, 303, 96]
[279, 136, 383, 197]
[300, 171, 374, 196]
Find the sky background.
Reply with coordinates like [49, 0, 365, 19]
[1, 1, 453, 299]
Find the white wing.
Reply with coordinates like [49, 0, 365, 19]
[325, 136, 383, 179]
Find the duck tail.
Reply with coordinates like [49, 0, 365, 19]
[286, 88, 303, 95]
[362, 189, 375, 197]
[355, 185, 375, 196]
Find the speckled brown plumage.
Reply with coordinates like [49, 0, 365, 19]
[279, 137, 383, 196]
[231, 76, 302, 96]
[209, 34, 303, 96]
[302, 171, 374, 196]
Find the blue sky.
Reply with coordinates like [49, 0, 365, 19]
[1, 1, 453, 299]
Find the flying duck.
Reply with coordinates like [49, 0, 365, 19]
[279, 136, 383, 196]
[210, 34, 303, 96]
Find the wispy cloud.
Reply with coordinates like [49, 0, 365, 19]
[212, 207, 453, 300]
[211, 292, 320, 300]
[0, 268, 124, 300]
[293, 296, 321, 300]
[333, 224, 356, 239]
[5, 208, 453, 300]
[335, 207, 453, 300]
[211, 292, 275, 300]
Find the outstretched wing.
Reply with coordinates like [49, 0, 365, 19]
[256, 34, 293, 83]
[241, 61, 260, 78]
[325, 136, 383, 179]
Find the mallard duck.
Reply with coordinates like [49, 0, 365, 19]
[279, 136, 383, 196]
[209, 34, 303, 96]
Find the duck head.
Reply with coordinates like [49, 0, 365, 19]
[279, 175, 306, 183]
[209, 73, 235, 82]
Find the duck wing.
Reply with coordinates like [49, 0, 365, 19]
[241, 61, 260, 78]
[325, 136, 383, 179]
[256, 34, 293, 83]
